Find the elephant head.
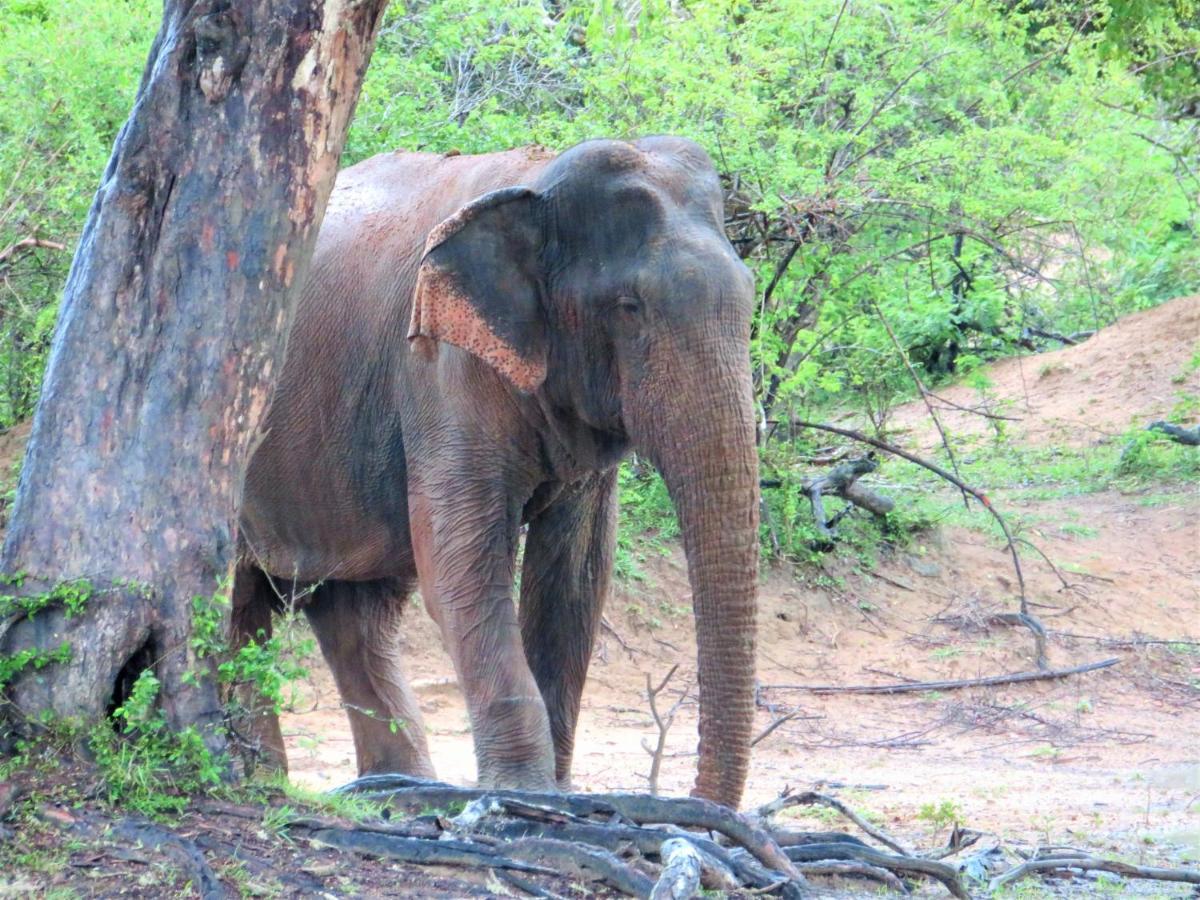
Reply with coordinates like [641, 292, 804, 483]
[409, 137, 759, 807]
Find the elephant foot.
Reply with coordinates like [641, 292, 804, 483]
[474, 746, 558, 793]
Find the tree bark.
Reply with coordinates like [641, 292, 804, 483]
[0, 0, 388, 753]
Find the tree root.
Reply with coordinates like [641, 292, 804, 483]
[324, 775, 981, 897]
[786, 843, 968, 899]
[754, 790, 911, 855]
[335, 775, 798, 877]
[989, 852, 1200, 892]
[38, 805, 229, 900]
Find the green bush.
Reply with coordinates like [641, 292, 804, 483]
[2, 0, 1195, 564]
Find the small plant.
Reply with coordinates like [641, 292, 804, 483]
[917, 799, 964, 834]
[0, 577, 91, 620]
[89, 669, 225, 816]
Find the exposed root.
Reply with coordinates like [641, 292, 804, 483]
[989, 851, 1200, 892]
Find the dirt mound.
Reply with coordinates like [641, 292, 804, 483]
[890, 294, 1200, 447]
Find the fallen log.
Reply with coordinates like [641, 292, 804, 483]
[786, 843, 968, 899]
[503, 837, 657, 897]
[762, 455, 894, 541]
[792, 860, 906, 893]
[764, 657, 1120, 695]
[650, 838, 703, 900]
[755, 791, 911, 856]
[1147, 420, 1200, 446]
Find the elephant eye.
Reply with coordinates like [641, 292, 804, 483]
[615, 296, 642, 316]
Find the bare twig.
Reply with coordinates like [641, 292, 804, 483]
[601, 615, 636, 656]
[752, 711, 802, 747]
[870, 298, 970, 508]
[755, 790, 912, 857]
[764, 657, 1120, 695]
[641, 664, 683, 796]
[793, 419, 1050, 666]
[0, 236, 67, 269]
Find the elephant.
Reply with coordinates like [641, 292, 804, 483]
[232, 136, 760, 807]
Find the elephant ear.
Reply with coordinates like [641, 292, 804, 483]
[409, 186, 546, 392]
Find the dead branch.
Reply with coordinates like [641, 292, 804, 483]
[476, 817, 774, 893]
[1049, 631, 1200, 649]
[298, 824, 561, 876]
[793, 419, 1049, 667]
[503, 837, 657, 896]
[650, 838, 703, 900]
[786, 843, 968, 899]
[805, 455, 893, 539]
[1147, 420, 1200, 446]
[1021, 325, 1094, 346]
[0, 236, 66, 269]
[761, 455, 894, 542]
[601, 615, 637, 656]
[764, 657, 1120, 695]
[641, 664, 683, 795]
[791, 860, 906, 892]
[752, 711, 802, 747]
[988, 612, 1048, 668]
[989, 852, 1200, 892]
[755, 791, 911, 856]
[299, 777, 1200, 900]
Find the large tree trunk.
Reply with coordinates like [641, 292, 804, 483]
[0, 0, 388, 754]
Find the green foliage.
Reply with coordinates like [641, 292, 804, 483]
[85, 583, 313, 815]
[1, 0, 1195, 570]
[0, 579, 90, 689]
[88, 669, 225, 816]
[351, 0, 1197, 427]
[0, 0, 158, 426]
[1116, 425, 1200, 478]
[190, 581, 315, 718]
[0, 576, 311, 817]
[614, 461, 677, 581]
[0, 640, 70, 692]
[917, 798, 965, 833]
[0, 576, 90, 620]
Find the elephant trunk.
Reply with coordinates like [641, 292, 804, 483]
[631, 351, 759, 808]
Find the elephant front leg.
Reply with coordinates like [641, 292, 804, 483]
[519, 470, 617, 789]
[409, 485, 557, 791]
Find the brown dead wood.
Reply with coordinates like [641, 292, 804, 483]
[990, 852, 1200, 892]
[765, 656, 1120, 695]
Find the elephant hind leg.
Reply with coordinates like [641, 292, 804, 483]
[230, 566, 290, 775]
[304, 578, 436, 778]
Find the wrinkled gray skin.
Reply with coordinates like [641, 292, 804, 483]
[233, 137, 760, 807]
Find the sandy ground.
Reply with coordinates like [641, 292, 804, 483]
[279, 296, 1200, 873]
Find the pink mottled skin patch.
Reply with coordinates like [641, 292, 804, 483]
[409, 263, 545, 392]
